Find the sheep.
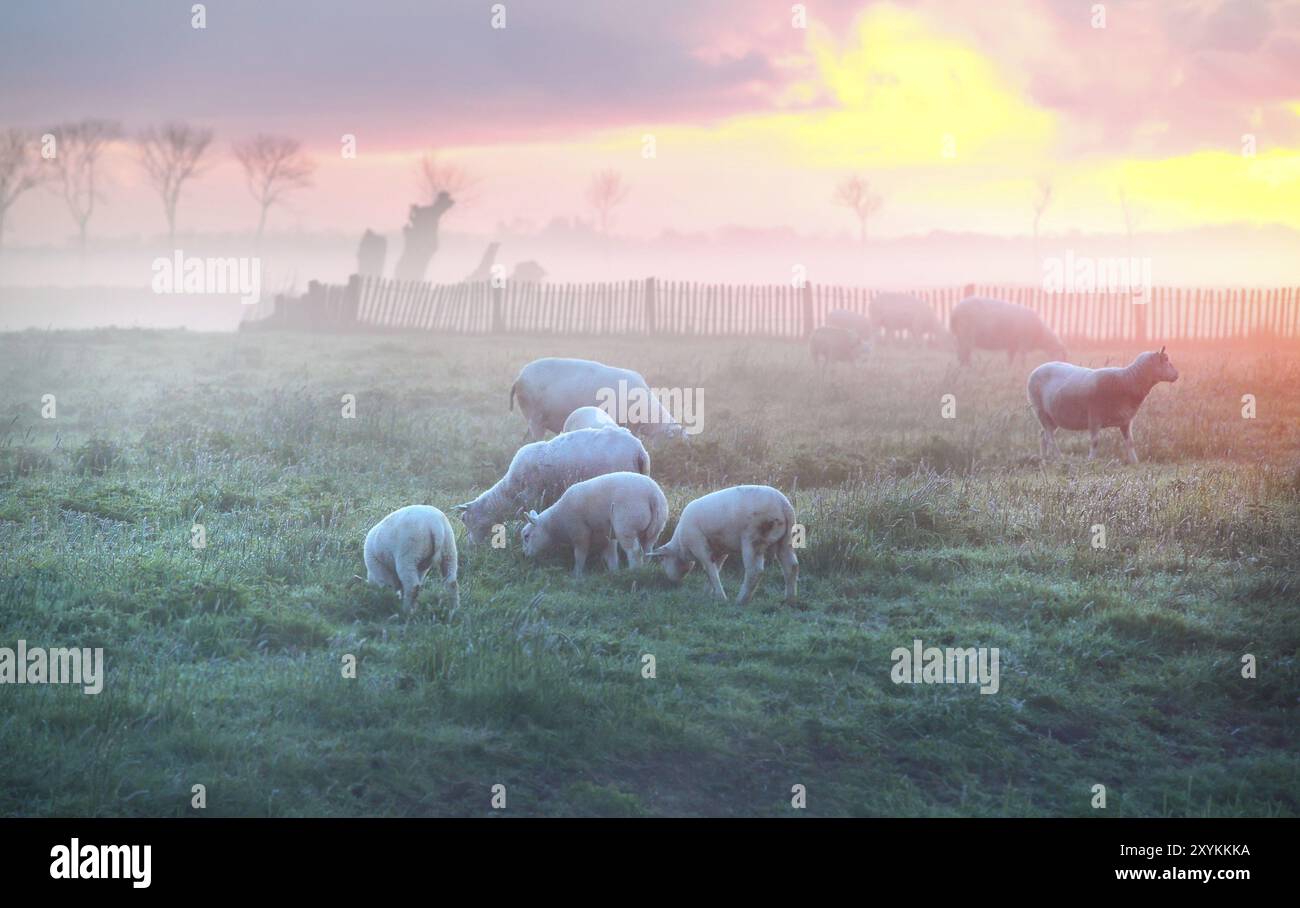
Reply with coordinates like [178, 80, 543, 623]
[809, 325, 868, 372]
[453, 426, 650, 544]
[648, 485, 798, 607]
[825, 308, 873, 343]
[509, 357, 685, 443]
[868, 293, 945, 345]
[949, 296, 1067, 366]
[1028, 347, 1178, 464]
[362, 505, 459, 612]
[520, 471, 669, 576]
[562, 405, 619, 433]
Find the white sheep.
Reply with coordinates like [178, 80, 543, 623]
[866, 293, 945, 345]
[562, 405, 619, 433]
[453, 426, 650, 544]
[520, 471, 668, 576]
[509, 357, 685, 442]
[809, 325, 868, 371]
[1028, 347, 1179, 463]
[649, 485, 798, 607]
[950, 296, 1066, 365]
[362, 505, 459, 611]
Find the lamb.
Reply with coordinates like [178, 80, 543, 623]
[562, 405, 619, 433]
[362, 505, 459, 612]
[809, 325, 868, 371]
[825, 308, 874, 343]
[509, 356, 685, 442]
[520, 472, 669, 576]
[868, 293, 945, 344]
[1027, 347, 1178, 464]
[648, 485, 798, 608]
[453, 426, 650, 544]
[949, 296, 1067, 366]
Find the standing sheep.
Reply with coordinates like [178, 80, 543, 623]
[868, 293, 945, 345]
[649, 485, 798, 607]
[825, 308, 874, 343]
[520, 472, 668, 576]
[1028, 348, 1178, 464]
[562, 405, 619, 433]
[809, 325, 868, 372]
[509, 357, 685, 442]
[949, 296, 1066, 366]
[453, 426, 650, 544]
[363, 505, 460, 612]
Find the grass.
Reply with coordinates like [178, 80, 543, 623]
[0, 327, 1297, 817]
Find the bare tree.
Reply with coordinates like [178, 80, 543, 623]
[138, 122, 214, 242]
[834, 175, 883, 245]
[46, 119, 121, 252]
[232, 134, 316, 243]
[1032, 178, 1053, 243]
[1117, 186, 1143, 243]
[587, 169, 630, 237]
[0, 129, 48, 254]
[416, 150, 478, 209]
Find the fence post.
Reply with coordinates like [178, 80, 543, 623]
[1134, 295, 1147, 345]
[344, 273, 362, 327]
[644, 276, 657, 335]
[491, 282, 505, 334]
[801, 281, 814, 337]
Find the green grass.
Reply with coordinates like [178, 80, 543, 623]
[0, 328, 1297, 816]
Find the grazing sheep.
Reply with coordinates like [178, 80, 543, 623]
[1028, 347, 1179, 464]
[520, 472, 669, 576]
[868, 293, 945, 344]
[949, 296, 1066, 366]
[562, 405, 619, 433]
[363, 505, 459, 612]
[649, 485, 798, 607]
[510, 357, 684, 442]
[825, 308, 874, 343]
[809, 325, 868, 371]
[453, 426, 650, 544]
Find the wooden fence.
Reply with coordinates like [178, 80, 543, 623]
[246, 274, 1300, 343]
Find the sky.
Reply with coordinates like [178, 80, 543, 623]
[2, 0, 1299, 244]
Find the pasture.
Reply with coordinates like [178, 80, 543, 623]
[0, 328, 1297, 817]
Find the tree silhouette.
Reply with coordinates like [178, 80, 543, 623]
[0, 129, 48, 254]
[416, 150, 478, 210]
[138, 122, 214, 243]
[834, 175, 882, 245]
[46, 119, 121, 252]
[232, 134, 316, 244]
[587, 170, 630, 237]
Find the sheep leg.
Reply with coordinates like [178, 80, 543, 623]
[1087, 412, 1101, 460]
[619, 533, 644, 568]
[601, 537, 620, 572]
[440, 549, 460, 611]
[1120, 422, 1139, 464]
[396, 564, 423, 612]
[735, 538, 764, 608]
[777, 543, 799, 605]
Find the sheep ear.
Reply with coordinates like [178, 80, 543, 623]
[452, 503, 471, 513]
[645, 547, 667, 559]
[1159, 345, 1166, 355]
[523, 510, 539, 525]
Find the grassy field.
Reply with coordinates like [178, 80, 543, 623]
[1, 327, 1297, 817]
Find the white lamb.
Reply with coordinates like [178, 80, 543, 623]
[509, 357, 685, 442]
[362, 505, 460, 611]
[649, 485, 799, 607]
[562, 405, 619, 433]
[453, 426, 650, 544]
[520, 472, 668, 576]
[1027, 347, 1179, 464]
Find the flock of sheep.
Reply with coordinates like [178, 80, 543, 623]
[363, 293, 1179, 613]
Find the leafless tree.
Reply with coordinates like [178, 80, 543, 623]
[1117, 186, 1143, 242]
[416, 150, 478, 209]
[138, 122, 214, 242]
[232, 134, 316, 243]
[834, 175, 883, 245]
[1032, 178, 1053, 243]
[0, 129, 48, 253]
[46, 119, 121, 252]
[587, 170, 630, 237]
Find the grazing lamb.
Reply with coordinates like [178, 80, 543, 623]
[1027, 347, 1178, 464]
[510, 357, 685, 442]
[363, 505, 459, 612]
[453, 426, 650, 544]
[868, 293, 945, 344]
[809, 325, 868, 371]
[520, 472, 669, 576]
[649, 485, 798, 607]
[949, 296, 1067, 366]
[825, 308, 874, 343]
[562, 405, 619, 433]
